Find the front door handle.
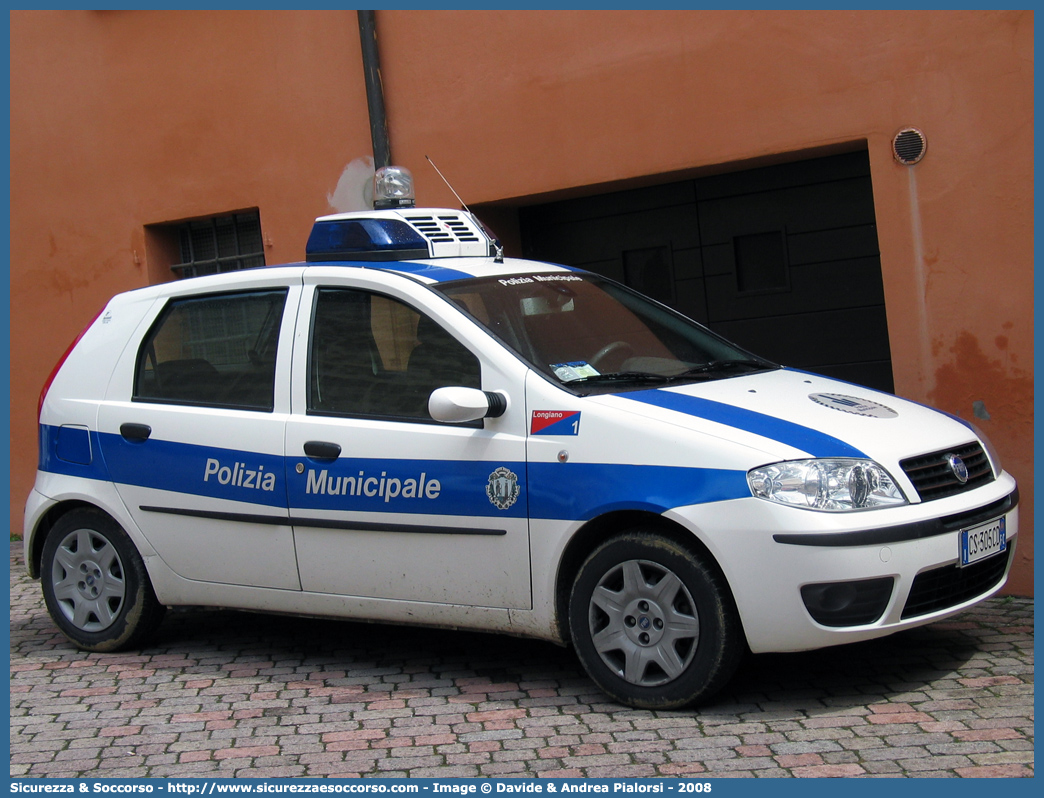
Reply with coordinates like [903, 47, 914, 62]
[120, 423, 152, 442]
[304, 441, 342, 460]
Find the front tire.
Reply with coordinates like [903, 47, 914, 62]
[569, 531, 743, 709]
[41, 508, 165, 652]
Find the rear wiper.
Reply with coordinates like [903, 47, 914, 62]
[670, 360, 771, 380]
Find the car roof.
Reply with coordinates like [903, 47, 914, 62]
[300, 256, 581, 285]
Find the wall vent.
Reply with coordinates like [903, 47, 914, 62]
[893, 128, 927, 165]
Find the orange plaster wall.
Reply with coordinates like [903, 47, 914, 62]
[9, 10, 1033, 593]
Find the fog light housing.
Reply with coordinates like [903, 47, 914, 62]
[800, 577, 894, 627]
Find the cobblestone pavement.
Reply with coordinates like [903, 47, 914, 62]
[10, 543, 1034, 779]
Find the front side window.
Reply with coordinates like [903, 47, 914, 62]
[308, 288, 481, 422]
[437, 272, 776, 395]
[134, 289, 287, 410]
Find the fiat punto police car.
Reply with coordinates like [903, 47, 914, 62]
[25, 172, 1018, 709]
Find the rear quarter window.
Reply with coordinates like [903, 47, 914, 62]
[133, 289, 287, 411]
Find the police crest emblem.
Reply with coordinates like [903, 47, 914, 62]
[486, 466, 520, 510]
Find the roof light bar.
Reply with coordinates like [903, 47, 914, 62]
[305, 218, 429, 262]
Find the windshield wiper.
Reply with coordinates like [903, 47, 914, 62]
[670, 360, 771, 380]
[567, 371, 672, 386]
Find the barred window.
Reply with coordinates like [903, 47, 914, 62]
[171, 212, 266, 278]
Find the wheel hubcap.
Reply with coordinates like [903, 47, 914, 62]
[589, 559, 699, 687]
[623, 598, 667, 647]
[50, 528, 126, 632]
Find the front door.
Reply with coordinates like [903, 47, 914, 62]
[285, 279, 531, 609]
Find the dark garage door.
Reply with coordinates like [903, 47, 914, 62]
[518, 150, 894, 393]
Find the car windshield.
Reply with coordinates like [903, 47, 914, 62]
[435, 271, 777, 394]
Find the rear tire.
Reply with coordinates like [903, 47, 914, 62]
[569, 530, 743, 709]
[41, 508, 165, 652]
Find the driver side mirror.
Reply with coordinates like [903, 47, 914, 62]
[428, 387, 508, 424]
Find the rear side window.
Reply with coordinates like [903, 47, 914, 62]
[134, 289, 287, 411]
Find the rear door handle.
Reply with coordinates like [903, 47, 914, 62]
[120, 423, 152, 442]
[304, 441, 342, 460]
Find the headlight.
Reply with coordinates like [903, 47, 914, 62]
[747, 459, 907, 512]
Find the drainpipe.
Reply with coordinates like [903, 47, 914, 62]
[357, 10, 391, 170]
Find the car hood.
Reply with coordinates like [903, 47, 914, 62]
[594, 367, 980, 465]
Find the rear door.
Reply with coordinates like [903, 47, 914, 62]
[97, 275, 303, 589]
[285, 269, 532, 609]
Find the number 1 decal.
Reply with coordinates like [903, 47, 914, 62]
[531, 410, 581, 436]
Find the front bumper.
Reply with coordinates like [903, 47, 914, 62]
[667, 473, 1019, 654]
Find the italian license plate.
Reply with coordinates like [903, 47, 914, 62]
[959, 516, 1006, 567]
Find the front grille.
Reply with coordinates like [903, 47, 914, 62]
[901, 547, 1012, 619]
[900, 442, 993, 502]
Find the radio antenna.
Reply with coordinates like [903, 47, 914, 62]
[425, 155, 471, 214]
[425, 155, 504, 263]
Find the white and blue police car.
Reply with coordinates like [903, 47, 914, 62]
[24, 169, 1018, 709]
